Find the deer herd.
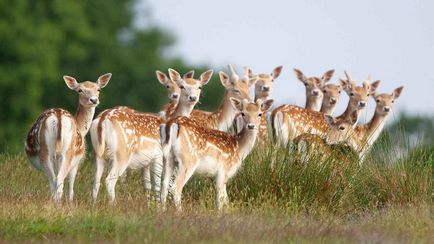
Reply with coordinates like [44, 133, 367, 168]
[24, 65, 403, 210]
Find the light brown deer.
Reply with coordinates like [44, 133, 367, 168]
[90, 68, 213, 203]
[160, 98, 274, 211]
[25, 73, 112, 203]
[271, 73, 380, 146]
[293, 68, 335, 111]
[295, 110, 359, 161]
[188, 65, 256, 131]
[156, 70, 194, 119]
[235, 66, 283, 143]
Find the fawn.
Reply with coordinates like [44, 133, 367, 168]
[25, 73, 111, 203]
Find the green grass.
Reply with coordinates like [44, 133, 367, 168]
[0, 139, 433, 242]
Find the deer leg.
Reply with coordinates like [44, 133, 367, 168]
[67, 156, 82, 203]
[215, 172, 229, 210]
[53, 153, 72, 204]
[92, 156, 106, 202]
[143, 164, 151, 207]
[172, 158, 198, 212]
[105, 155, 128, 204]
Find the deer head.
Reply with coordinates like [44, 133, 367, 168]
[168, 68, 213, 106]
[248, 66, 283, 100]
[230, 98, 274, 131]
[63, 73, 112, 107]
[341, 71, 380, 111]
[324, 110, 358, 145]
[372, 86, 404, 116]
[320, 83, 343, 115]
[294, 68, 335, 110]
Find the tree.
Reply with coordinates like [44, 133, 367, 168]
[0, 0, 224, 152]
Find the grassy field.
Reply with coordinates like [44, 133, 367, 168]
[0, 140, 433, 243]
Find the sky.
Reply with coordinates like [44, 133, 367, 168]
[137, 0, 434, 121]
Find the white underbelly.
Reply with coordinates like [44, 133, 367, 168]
[128, 148, 162, 170]
[195, 156, 220, 176]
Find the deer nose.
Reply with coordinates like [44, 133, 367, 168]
[383, 106, 391, 112]
[312, 90, 319, 96]
[330, 98, 337, 104]
[188, 95, 197, 102]
[359, 101, 366, 108]
[89, 97, 98, 104]
[171, 93, 179, 99]
[247, 124, 256, 130]
[262, 86, 270, 92]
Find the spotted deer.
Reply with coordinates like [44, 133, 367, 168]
[90, 68, 212, 203]
[25, 73, 112, 203]
[272, 73, 380, 146]
[235, 66, 283, 143]
[156, 70, 194, 119]
[293, 68, 335, 111]
[188, 65, 256, 131]
[160, 98, 274, 211]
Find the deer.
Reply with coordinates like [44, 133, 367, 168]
[234, 66, 283, 144]
[24, 73, 112, 203]
[293, 68, 335, 111]
[271, 72, 381, 146]
[90, 68, 213, 204]
[294, 110, 359, 162]
[188, 65, 256, 132]
[156, 70, 194, 120]
[160, 98, 274, 211]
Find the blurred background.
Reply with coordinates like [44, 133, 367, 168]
[1, 0, 433, 152]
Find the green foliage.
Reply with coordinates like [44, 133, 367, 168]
[0, 0, 224, 152]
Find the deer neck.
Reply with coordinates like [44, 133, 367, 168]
[320, 103, 336, 116]
[236, 128, 258, 161]
[75, 104, 96, 136]
[171, 100, 195, 118]
[305, 95, 322, 111]
[365, 110, 389, 147]
[216, 92, 238, 131]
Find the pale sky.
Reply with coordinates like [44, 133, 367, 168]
[138, 0, 434, 120]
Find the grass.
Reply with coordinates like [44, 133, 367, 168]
[0, 137, 433, 242]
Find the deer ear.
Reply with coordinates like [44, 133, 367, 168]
[322, 69, 335, 83]
[248, 76, 258, 87]
[392, 86, 403, 99]
[339, 79, 348, 90]
[156, 70, 169, 85]
[272, 66, 283, 79]
[293, 68, 307, 83]
[183, 70, 195, 79]
[324, 115, 336, 125]
[261, 99, 274, 111]
[229, 97, 243, 111]
[97, 73, 112, 89]
[200, 69, 213, 85]
[362, 80, 371, 92]
[63, 75, 79, 90]
[369, 80, 381, 95]
[243, 67, 254, 78]
[168, 68, 182, 85]
[219, 71, 231, 88]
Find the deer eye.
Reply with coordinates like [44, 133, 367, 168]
[97, 88, 101, 92]
[392, 100, 394, 103]
[258, 113, 263, 117]
[241, 112, 245, 117]
[376, 99, 380, 103]
[78, 89, 83, 93]
[339, 126, 346, 131]
[350, 92, 355, 96]
[166, 85, 170, 88]
[234, 90, 240, 94]
[323, 90, 327, 93]
[339, 90, 341, 94]
[180, 85, 185, 89]
[199, 86, 202, 90]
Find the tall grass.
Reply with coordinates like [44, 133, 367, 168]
[0, 132, 433, 242]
